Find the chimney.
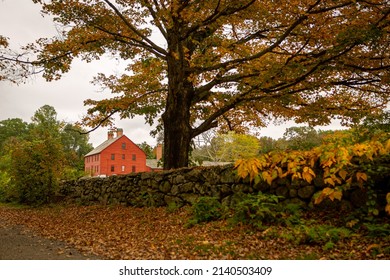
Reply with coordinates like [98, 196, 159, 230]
[155, 143, 163, 161]
[116, 128, 123, 137]
[107, 130, 115, 140]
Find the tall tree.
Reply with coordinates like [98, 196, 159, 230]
[192, 131, 260, 162]
[25, 0, 390, 168]
[138, 141, 156, 159]
[0, 118, 30, 151]
[283, 126, 323, 151]
[61, 123, 94, 171]
[5, 106, 67, 204]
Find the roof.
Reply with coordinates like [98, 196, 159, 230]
[85, 136, 121, 157]
[201, 161, 232, 166]
[146, 159, 162, 169]
[85, 135, 145, 157]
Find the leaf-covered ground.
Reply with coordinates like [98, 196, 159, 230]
[0, 203, 389, 260]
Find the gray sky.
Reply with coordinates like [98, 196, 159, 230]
[0, 0, 344, 148]
[0, 0, 159, 147]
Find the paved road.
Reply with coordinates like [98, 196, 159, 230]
[0, 221, 100, 260]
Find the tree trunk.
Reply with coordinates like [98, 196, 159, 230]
[162, 101, 192, 169]
[162, 74, 194, 169]
[162, 32, 194, 169]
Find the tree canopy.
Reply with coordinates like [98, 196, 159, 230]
[0, 105, 93, 204]
[192, 131, 260, 163]
[17, 0, 390, 168]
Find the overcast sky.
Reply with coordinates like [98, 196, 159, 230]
[0, 0, 344, 148]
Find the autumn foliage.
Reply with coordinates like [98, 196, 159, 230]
[235, 136, 390, 215]
[16, 0, 390, 168]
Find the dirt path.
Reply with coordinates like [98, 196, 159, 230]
[0, 219, 101, 260]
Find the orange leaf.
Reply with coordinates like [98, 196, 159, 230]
[302, 166, 315, 183]
[385, 205, 390, 216]
[262, 171, 273, 185]
[333, 190, 343, 201]
[338, 170, 348, 181]
[324, 177, 335, 186]
[356, 172, 368, 182]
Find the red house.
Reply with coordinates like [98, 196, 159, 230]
[84, 128, 151, 176]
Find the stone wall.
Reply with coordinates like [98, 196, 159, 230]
[59, 163, 389, 210]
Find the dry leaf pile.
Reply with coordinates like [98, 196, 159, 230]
[0, 204, 388, 260]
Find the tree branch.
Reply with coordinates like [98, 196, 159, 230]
[101, 0, 167, 57]
[144, 0, 168, 40]
[78, 109, 119, 135]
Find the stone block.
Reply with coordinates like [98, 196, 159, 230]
[159, 181, 171, 193]
[298, 185, 315, 199]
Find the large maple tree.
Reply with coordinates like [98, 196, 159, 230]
[27, 0, 389, 169]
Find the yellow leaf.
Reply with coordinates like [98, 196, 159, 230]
[324, 177, 335, 186]
[386, 193, 390, 204]
[291, 172, 302, 181]
[323, 167, 330, 178]
[322, 158, 334, 168]
[314, 193, 325, 205]
[310, 157, 316, 168]
[302, 166, 315, 183]
[356, 172, 368, 182]
[280, 170, 289, 178]
[385, 139, 390, 153]
[262, 171, 273, 185]
[333, 190, 343, 201]
[302, 173, 312, 183]
[333, 176, 342, 185]
[271, 168, 278, 180]
[338, 169, 348, 181]
[234, 158, 262, 182]
[346, 219, 359, 228]
[314, 188, 332, 204]
[234, 159, 244, 169]
[322, 187, 334, 195]
[385, 204, 390, 216]
[353, 143, 367, 157]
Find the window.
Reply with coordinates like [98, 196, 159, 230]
[122, 143, 126, 150]
[121, 166, 125, 172]
[111, 165, 115, 172]
[132, 154, 136, 161]
[132, 166, 136, 173]
[122, 154, 125, 160]
[111, 154, 115, 160]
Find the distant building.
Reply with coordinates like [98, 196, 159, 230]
[154, 143, 163, 161]
[145, 143, 164, 171]
[84, 128, 151, 176]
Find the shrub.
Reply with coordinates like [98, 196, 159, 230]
[187, 197, 224, 226]
[297, 224, 352, 245]
[230, 192, 283, 229]
[234, 137, 390, 216]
